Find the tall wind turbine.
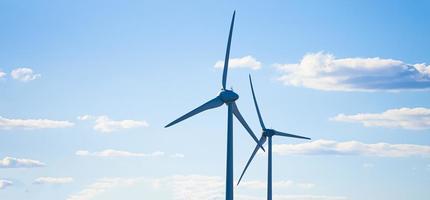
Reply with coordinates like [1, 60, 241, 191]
[237, 75, 311, 200]
[164, 11, 264, 200]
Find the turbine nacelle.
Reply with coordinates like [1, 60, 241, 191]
[218, 89, 239, 103]
[263, 129, 276, 137]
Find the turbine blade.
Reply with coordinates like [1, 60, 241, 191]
[249, 74, 266, 129]
[165, 97, 224, 128]
[237, 136, 267, 186]
[222, 11, 235, 89]
[231, 102, 265, 151]
[274, 130, 311, 140]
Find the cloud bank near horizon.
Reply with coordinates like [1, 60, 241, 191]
[67, 175, 341, 200]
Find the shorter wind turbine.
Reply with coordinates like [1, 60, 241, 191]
[237, 75, 311, 200]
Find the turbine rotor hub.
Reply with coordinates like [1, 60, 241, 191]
[218, 89, 239, 103]
[264, 129, 276, 137]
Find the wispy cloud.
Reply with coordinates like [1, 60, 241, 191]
[77, 115, 93, 121]
[270, 140, 430, 157]
[0, 180, 12, 190]
[331, 107, 430, 130]
[0, 156, 45, 168]
[214, 55, 262, 70]
[0, 71, 6, 79]
[33, 177, 74, 185]
[11, 68, 41, 82]
[276, 52, 430, 91]
[75, 149, 165, 158]
[0, 116, 74, 130]
[77, 115, 148, 133]
[67, 178, 141, 200]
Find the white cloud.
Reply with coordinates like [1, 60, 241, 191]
[33, 177, 74, 185]
[0, 71, 6, 78]
[0, 156, 45, 168]
[214, 55, 262, 70]
[332, 107, 430, 130]
[0, 180, 12, 190]
[276, 52, 430, 91]
[270, 140, 430, 157]
[78, 115, 148, 133]
[67, 178, 141, 200]
[11, 68, 41, 82]
[0, 116, 74, 130]
[76, 149, 164, 157]
[77, 115, 94, 121]
[94, 116, 148, 132]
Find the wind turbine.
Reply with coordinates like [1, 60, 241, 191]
[164, 11, 264, 200]
[237, 75, 311, 200]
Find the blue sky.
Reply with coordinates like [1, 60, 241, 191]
[1, 0, 430, 200]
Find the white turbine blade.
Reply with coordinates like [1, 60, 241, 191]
[165, 97, 224, 128]
[222, 11, 235, 89]
[237, 136, 267, 186]
[274, 130, 311, 140]
[231, 102, 265, 151]
[249, 74, 266, 129]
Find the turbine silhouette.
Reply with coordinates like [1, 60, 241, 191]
[237, 75, 311, 200]
[164, 11, 264, 200]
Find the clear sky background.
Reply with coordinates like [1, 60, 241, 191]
[1, 0, 430, 200]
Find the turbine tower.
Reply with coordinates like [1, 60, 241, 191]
[237, 75, 311, 200]
[164, 11, 264, 200]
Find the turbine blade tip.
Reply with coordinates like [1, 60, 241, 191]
[237, 178, 243, 186]
[164, 123, 173, 128]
